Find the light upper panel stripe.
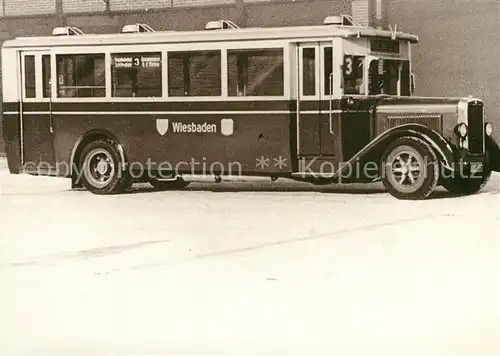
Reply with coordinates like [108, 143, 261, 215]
[4, 110, 358, 115]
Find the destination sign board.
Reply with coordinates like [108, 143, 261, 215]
[113, 53, 161, 69]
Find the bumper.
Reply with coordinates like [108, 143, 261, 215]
[486, 136, 500, 172]
[449, 137, 500, 175]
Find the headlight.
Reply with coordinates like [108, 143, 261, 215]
[485, 122, 493, 136]
[456, 123, 468, 138]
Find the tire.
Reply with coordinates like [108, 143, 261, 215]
[78, 139, 130, 195]
[149, 177, 189, 190]
[381, 136, 439, 200]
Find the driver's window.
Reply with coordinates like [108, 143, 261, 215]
[369, 59, 400, 95]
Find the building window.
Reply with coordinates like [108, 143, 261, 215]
[168, 50, 221, 97]
[42, 55, 51, 98]
[111, 52, 162, 97]
[24, 55, 36, 98]
[228, 49, 284, 96]
[56, 54, 105, 98]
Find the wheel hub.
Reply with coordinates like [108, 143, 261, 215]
[96, 159, 109, 175]
[83, 148, 116, 188]
[390, 151, 423, 189]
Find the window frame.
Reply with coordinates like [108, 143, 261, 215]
[45, 40, 290, 102]
[55, 52, 107, 99]
[163, 40, 289, 101]
[23, 55, 36, 99]
[20, 50, 52, 102]
[299, 46, 319, 98]
[51, 47, 109, 103]
[167, 49, 223, 98]
[226, 47, 286, 98]
[110, 51, 163, 99]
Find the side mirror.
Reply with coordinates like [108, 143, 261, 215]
[410, 73, 416, 93]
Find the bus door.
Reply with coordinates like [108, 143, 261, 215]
[20, 51, 56, 172]
[297, 42, 341, 169]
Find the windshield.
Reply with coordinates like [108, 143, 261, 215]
[368, 58, 410, 95]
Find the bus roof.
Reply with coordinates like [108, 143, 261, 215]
[2, 23, 419, 49]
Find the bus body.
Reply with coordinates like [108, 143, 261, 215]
[2, 16, 499, 199]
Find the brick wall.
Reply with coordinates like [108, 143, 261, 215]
[173, 0, 234, 7]
[63, 0, 106, 13]
[110, 0, 172, 11]
[245, 0, 351, 27]
[4, 0, 56, 16]
[109, 0, 235, 11]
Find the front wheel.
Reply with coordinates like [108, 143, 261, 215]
[381, 137, 439, 200]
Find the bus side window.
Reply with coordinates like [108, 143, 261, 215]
[42, 55, 51, 98]
[228, 49, 284, 97]
[111, 52, 162, 98]
[24, 55, 36, 98]
[168, 50, 221, 97]
[56, 54, 105, 98]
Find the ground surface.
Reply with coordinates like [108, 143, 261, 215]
[1, 158, 499, 356]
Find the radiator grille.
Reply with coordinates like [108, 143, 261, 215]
[387, 114, 442, 133]
[467, 102, 484, 154]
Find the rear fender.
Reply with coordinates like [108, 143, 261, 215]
[69, 129, 127, 176]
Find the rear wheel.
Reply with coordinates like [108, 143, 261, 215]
[381, 137, 439, 200]
[78, 139, 131, 194]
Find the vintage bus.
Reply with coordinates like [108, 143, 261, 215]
[2, 16, 499, 199]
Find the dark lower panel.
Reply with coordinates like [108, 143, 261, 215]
[320, 112, 339, 157]
[53, 113, 293, 175]
[23, 114, 56, 170]
[2, 113, 22, 174]
[298, 113, 320, 156]
[341, 111, 372, 161]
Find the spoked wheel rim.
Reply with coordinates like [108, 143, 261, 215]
[83, 148, 116, 189]
[386, 146, 427, 193]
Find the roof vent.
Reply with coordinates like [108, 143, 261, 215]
[121, 23, 155, 33]
[52, 27, 85, 36]
[324, 14, 357, 26]
[205, 20, 239, 30]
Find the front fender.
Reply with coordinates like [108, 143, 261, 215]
[486, 136, 500, 172]
[337, 124, 455, 180]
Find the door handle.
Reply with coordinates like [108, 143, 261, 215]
[328, 72, 334, 134]
[49, 99, 54, 134]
